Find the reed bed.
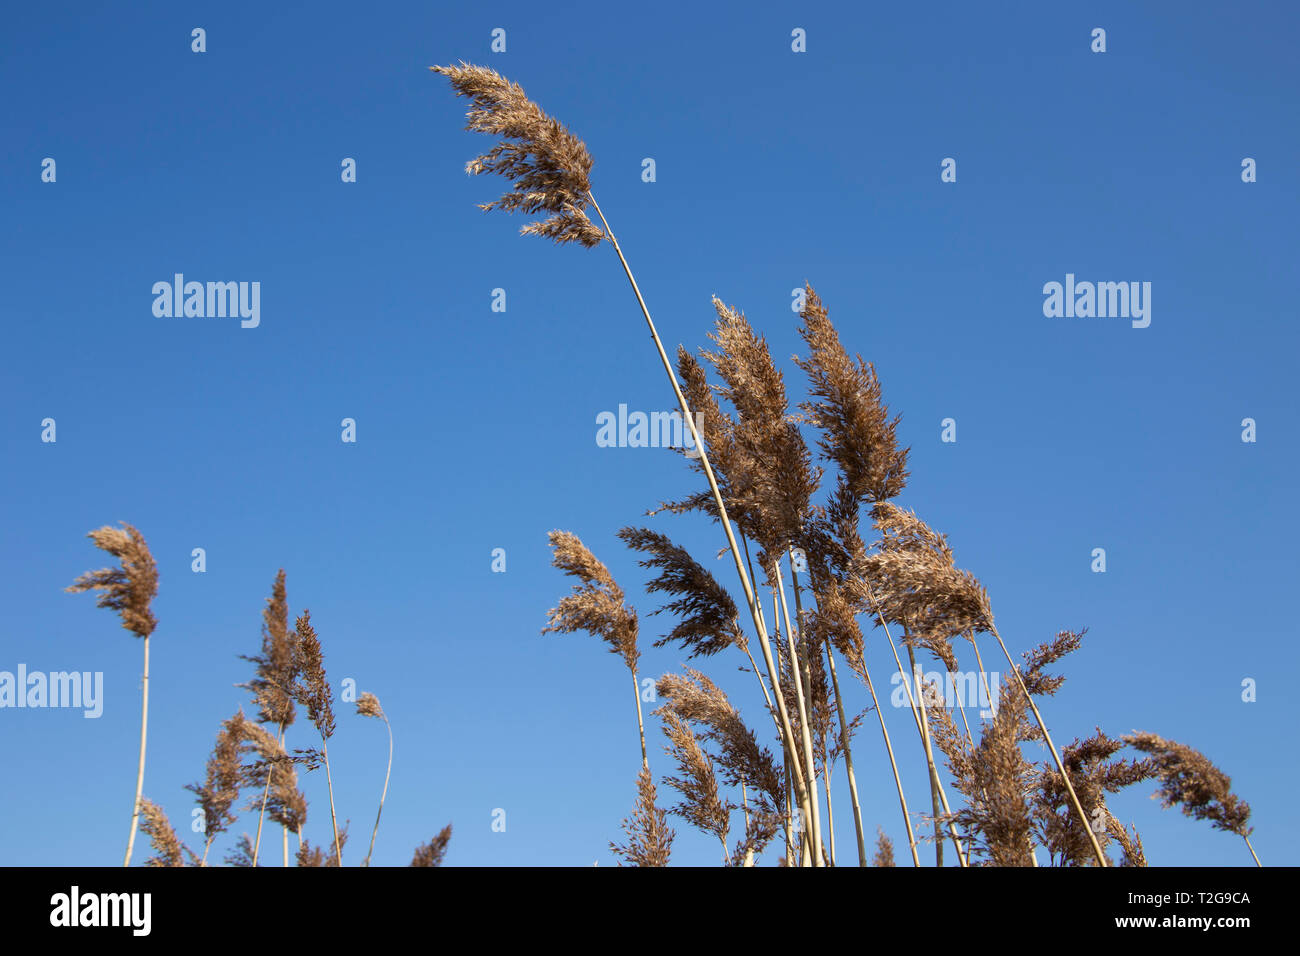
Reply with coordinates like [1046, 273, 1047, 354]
[67, 540, 450, 867]
[52, 62, 1259, 869]
[432, 62, 1262, 867]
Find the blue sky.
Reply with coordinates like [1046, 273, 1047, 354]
[1, 1, 1296, 866]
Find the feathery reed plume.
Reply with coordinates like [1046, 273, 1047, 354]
[544, 530, 649, 766]
[263, 753, 307, 839]
[186, 709, 249, 864]
[66, 522, 159, 867]
[610, 767, 674, 867]
[411, 825, 453, 867]
[1033, 729, 1154, 866]
[617, 526, 746, 657]
[544, 531, 640, 673]
[653, 348, 760, 534]
[795, 283, 909, 504]
[138, 798, 192, 867]
[873, 827, 896, 867]
[1125, 732, 1259, 865]
[238, 570, 298, 865]
[930, 678, 1034, 866]
[296, 824, 349, 867]
[226, 834, 257, 867]
[656, 669, 784, 816]
[356, 691, 393, 867]
[702, 298, 820, 555]
[1105, 817, 1147, 867]
[239, 570, 298, 728]
[863, 503, 988, 668]
[729, 811, 781, 867]
[658, 709, 732, 861]
[430, 62, 603, 247]
[290, 610, 341, 864]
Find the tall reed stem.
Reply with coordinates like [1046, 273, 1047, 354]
[585, 192, 811, 853]
[321, 737, 342, 864]
[858, 658, 921, 865]
[1244, 835, 1261, 866]
[123, 635, 149, 867]
[632, 671, 648, 769]
[908, 644, 945, 867]
[773, 562, 823, 865]
[363, 712, 394, 867]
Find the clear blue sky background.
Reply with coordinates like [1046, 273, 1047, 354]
[2, 1, 1296, 867]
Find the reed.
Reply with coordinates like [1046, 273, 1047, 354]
[66, 522, 159, 868]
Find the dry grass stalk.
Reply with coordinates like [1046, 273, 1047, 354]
[1125, 731, 1259, 865]
[432, 65, 792, 809]
[66, 522, 159, 868]
[611, 767, 674, 866]
[429, 63, 603, 246]
[290, 610, 341, 864]
[411, 825, 453, 867]
[238, 571, 300, 866]
[186, 709, 250, 864]
[356, 692, 394, 867]
[544, 530, 648, 767]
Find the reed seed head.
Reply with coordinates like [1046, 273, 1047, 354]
[617, 526, 746, 658]
[543, 530, 640, 674]
[431, 62, 604, 247]
[291, 610, 335, 740]
[796, 283, 909, 504]
[1125, 731, 1253, 838]
[139, 798, 191, 867]
[356, 691, 386, 720]
[411, 825, 453, 867]
[66, 522, 158, 640]
[610, 767, 674, 867]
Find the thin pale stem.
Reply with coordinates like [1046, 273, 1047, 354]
[1244, 835, 1261, 866]
[632, 670, 648, 769]
[124, 635, 149, 867]
[278, 726, 290, 867]
[363, 715, 394, 867]
[587, 191, 766, 642]
[857, 656, 920, 866]
[822, 760, 836, 866]
[826, 643, 868, 866]
[321, 736, 342, 865]
[864, 592, 967, 865]
[774, 563, 823, 865]
[252, 757, 272, 866]
[908, 644, 945, 867]
[587, 192, 811, 852]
